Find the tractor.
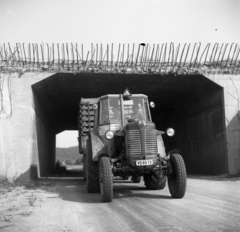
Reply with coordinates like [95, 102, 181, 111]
[78, 89, 187, 202]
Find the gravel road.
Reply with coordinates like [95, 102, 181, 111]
[0, 175, 240, 232]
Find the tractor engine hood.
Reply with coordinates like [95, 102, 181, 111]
[124, 120, 159, 170]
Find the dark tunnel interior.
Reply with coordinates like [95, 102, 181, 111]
[32, 73, 228, 177]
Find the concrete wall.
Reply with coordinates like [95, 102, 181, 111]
[160, 89, 227, 175]
[205, 73, 240, 175]
[0, 72, 55, 180]
[36, 118, 56, 177]
[33, 88, 56, 177]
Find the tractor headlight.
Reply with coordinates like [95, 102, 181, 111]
[105, 131, 114, 140]
[166, 128, 175, 136]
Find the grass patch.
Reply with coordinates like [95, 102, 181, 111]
[0, 175, 39, 193]
[0, 176, 15, 193]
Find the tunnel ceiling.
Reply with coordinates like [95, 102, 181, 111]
[32, 73, 222, 134]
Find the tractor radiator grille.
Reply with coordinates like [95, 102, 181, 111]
[126, 129, 141, 156]
[145, 129, 158, 155]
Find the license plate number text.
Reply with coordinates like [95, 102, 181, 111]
[136, 160, 153, 166]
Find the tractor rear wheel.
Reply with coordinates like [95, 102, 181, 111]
[144, 171, 166, 190]
[86, 139, 100, 193]
[167, 153, 187, 198]
[83, 153, 87, 181]
[132, 176, 141, 183]
[99, 157, 113, 202]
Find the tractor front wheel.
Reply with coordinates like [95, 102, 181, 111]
[99, 157, 113, 202]
[167, 153, 187, 198]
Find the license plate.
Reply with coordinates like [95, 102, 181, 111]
[136, 160, 153, 166]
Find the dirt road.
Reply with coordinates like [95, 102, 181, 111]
[1, 176, 240, 232]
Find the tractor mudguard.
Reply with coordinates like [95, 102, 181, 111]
[167, 149, 180, 157]
[90, 132, 105, 161]
[157, 134, 167, 158]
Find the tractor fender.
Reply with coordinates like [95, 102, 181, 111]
[98, 153, 110, 161]
[167, 149, 180, 157]
[157, 134, 167, 158]
[90, 132, 105, 161]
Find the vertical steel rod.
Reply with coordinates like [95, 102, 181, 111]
[135, 44, 140, 66]
[216, 43, 224, 65]
[131, 43, 135, 66]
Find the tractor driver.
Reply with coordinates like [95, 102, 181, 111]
[131, 104, 144, 121]
[111, 107, 121, 121]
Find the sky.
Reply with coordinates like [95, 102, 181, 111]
[0, 0, 239, 45]
[0, 0, 239, 147]
[56, 131, 78, 148]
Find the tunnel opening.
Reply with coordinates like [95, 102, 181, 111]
[55, 130, 82, 178]
[32, 72, 227, 177]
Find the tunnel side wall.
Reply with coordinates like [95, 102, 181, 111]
[0, 72, 56, 181]
[36, 118, 56, 177]
[205, 74, 240, 175]
[33, 89, 56, 177]
[160, 90, 227, 175]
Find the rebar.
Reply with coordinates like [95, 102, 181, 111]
[0, 42, 239, 74]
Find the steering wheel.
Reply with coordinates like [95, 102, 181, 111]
[126, 110, 139, 120]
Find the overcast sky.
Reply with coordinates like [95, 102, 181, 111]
[1, 0, 239, 45]
[0, 0, 239, 147]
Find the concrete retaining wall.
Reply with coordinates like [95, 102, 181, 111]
[205, 73, 240, 175]
[0, 72, 55, 180]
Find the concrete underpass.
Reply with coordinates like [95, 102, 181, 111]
[31, 73, 227, 177]
[0, 43, 239, 180]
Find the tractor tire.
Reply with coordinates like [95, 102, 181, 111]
[132, 176, 141, 183]
[83, 154, 87, 181]
[167, 153, 187, 198]
[144, 171, 166, 190]
[122, 176, 129, 180]
[99, 157, 113, 202]
[86, 139, 100, 193]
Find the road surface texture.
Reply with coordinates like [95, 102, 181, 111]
[0, 175, 240, 232]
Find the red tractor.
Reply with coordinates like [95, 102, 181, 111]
[78, 89, 187, 202]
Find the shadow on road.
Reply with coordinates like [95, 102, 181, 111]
[113, 183, 172, 200]
[27, 177, 172, 204]
[23, 167, 173, 203]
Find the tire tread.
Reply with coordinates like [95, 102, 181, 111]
[86, 139, 100, 193]
[168, 153, 187, 198]
[100, 157, 113, 202]
[144, 172, 166, 190]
